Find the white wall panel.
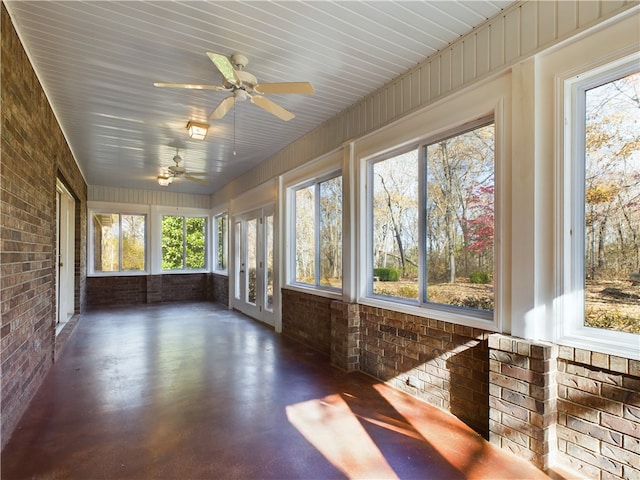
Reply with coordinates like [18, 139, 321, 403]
[521, 1, 538, 56]
[89, 185, 210, 209]
[476, 27, 491, 78]
[429, 57, 440, 100]
[505, 7, 521, 63]
[558, 1, 579, 38]
[440, 49, 452, 93]
[211, 0, 636, 207]
[452, 43, 464, 88]
[537, 1, 557, 48]
[394, 79, 403, 118]
[490, 18, 505, 71]
[602, 0, 626, 16]
[410, 69, 421, 111]
[420, 64, 431, 104]
[578, 1, 601, 26]
[463, 37, 476, 84]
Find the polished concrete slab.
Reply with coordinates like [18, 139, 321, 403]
[1, 302, 549, 479]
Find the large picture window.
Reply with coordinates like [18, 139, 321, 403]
[562, 56, 639, 358]
[368, 120, 495, 317]
[556, 55, 640, 359]
[293, 174, 342, 289]
[582, 69, 639, 334]
[161, 215, 207, 271]
[92, 213, 146, 273]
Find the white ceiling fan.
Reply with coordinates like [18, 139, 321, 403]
[158, 150, 208, 186]
[154, 52, 314, 121]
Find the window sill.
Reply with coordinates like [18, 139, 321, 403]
[283, 284, 343, 300]
[359, 295, 498, 332]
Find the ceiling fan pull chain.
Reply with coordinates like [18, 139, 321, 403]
[233, 106, 237, 156]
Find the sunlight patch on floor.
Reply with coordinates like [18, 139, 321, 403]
[286, 393, 399, 480]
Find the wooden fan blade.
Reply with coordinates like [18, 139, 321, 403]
[251, 95, 295, 121]
[210, 96, 235, 120]
[206, 52, 240, 86]
[154, 82, 227, 91]
[255, 82, 314, 94]
[184, 172, 207, 176]
[184, 174, 208, 185]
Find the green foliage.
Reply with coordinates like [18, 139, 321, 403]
[162, 215, 206, 270]
[186, 217, 206, 269]
[469, 271, 490, 284]
[162, 216, 184, 270]
[374, 268, 399, 282]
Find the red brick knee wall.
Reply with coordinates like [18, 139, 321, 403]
[211, 273, 229, 306]
[281, 289, 332, 356]
[1, 5, 87, 449]
[359, 305, 490, 439]
[556, 347, 639, 479]
[488, 335, 640, 477]
[86, 274, 210, 307]
[86, 276, 148, 306]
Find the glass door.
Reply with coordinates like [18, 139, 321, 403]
[232, 206, 275, 327]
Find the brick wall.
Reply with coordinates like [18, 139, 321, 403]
[359, 305, 490, 439]
[556, 347, 639, 479]
[86, 276, 147, 307]
[488, 335, 640, 479]
[488, 335, 558, 471]
[330, 301, 360, 372]
[281, 289, 332, 356]
[1, 4, 87, 448]
[160, 274, 208, 303]
[211, 273, 228, 306]
[86, 274, 211, 307]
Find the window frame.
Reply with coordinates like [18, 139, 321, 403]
[159, 212, 209, 273]
[88, 202, 149, 276]
[289, 170, 343, 292]
[558, 54, 640, 360]
[213, 211, 229, 274]
[365, 117, 496, 322]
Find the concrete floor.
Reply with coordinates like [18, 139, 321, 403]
[1, 302, 549, 479]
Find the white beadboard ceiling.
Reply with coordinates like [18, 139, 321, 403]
[5, 1, 514, 195]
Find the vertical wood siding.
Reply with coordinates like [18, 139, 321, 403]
[212, 0, 635, 206]
[89, 185, 211, 209]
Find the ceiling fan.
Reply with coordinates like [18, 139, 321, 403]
[158, 150, 208, 186]
[154, 52, 314, 121]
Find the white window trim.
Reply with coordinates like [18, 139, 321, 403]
[359, 111, 504, 332]
[288, 170, 343, 293]
[282, 149, 343, 293]
[87, 202, 150, 276]
[151, 205, 211, 275]
[557, 53, 640, 360]
[213, 211, 229, 275]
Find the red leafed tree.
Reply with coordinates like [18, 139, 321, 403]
[465, 185, 494, 266]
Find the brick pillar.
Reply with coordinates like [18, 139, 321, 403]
[330, 301, 360, 372]
[488, 333, 558, 471]
[147, 275, 162, 304]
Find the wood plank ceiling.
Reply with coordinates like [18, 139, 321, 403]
[5, 1, 514, 195]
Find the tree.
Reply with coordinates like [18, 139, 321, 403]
[372, 151, 419, 279]
[585, 72, 640, 279]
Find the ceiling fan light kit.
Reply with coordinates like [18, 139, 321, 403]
[157, 175, 173, 187]
[186, 121, 209, 140]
